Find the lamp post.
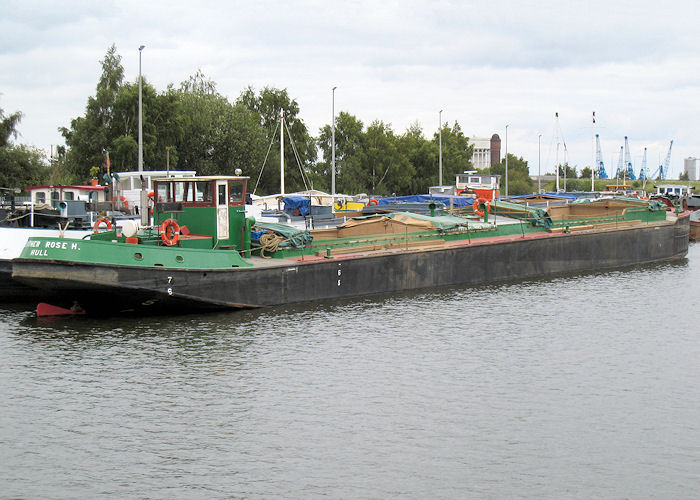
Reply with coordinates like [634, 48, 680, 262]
[538, 133, 542, 193]
[438, 110, 443, 186]
[505, 124, 509, 198]
[138, 45, 147, 225]
[331, 86, 337, 197]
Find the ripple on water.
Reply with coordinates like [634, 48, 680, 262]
[1, 246, 699, 498]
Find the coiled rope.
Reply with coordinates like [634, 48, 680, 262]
[259, 231, 287, 258]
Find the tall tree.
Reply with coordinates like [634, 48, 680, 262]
[399, 122, 438, 194]
[0, 106, 50, 189]
[432, 121, 473, 189]
[237, 86, 316, 194]
[364, 121, 413, 195]
[317, 111, 366, 194]
[1, 107, 22, 148]
[491, 153, 533, 195]
[175, 72, 266, 178]
[60, 44, 125, 182]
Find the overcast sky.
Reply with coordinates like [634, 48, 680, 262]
[2, 0, 699, 179]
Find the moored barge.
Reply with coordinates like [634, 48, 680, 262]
[11, 175, 690, 315]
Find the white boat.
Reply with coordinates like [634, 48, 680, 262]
[0, 175, 146, 299]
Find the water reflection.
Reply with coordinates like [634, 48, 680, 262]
[0, 245, 698, 498]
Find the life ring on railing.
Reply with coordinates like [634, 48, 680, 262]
[367, 199, 378, 206]
[159, 218, 180, 246]
[473, 197, 489, 217]
[119, 195, 129, 209]
[93, 216, 113, 233]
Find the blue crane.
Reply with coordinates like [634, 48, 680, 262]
[638, 147, 647, 180]
[615, 146, 625, 179]
[595, 134, 608, 179]
[624, 136, 636, 180]
[648, 140, 673, 180]
[659, 140, 673, 180]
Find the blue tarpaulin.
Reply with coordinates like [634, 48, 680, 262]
[376, 195, 474, 207]
[282, 196, 311, 216]
[508, 192, 578, 201]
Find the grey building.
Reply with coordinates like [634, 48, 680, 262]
[684, 157, 698, 180]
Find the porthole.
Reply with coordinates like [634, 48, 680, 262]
[134, 252, 143, 260]
[176, 255, 184, 263]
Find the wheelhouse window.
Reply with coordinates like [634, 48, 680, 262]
[156, 182, 171, 203]
[228, 180, 245, 205]
[173, 181, 190, 202]
[218, 184, 226, 205]
[35, 192, 46, 204]
[64, 191, 75, 201]
[195, 182, 212, 203]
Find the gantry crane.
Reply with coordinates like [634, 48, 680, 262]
[624, 136, 636, 180]
[638, 147, 647, 180]
[615, 146, 625, 179]
[648, 140, 673, 180]
[659, 140, 673, 180]
[595, 134, 608, 179]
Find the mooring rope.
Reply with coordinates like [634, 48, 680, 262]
[259, 231, 287, 258]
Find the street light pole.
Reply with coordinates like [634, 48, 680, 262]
[332, 86, 337, 197]
[438, 110, 443, 186]
[138, 45, 147, 226]
[505, 124, 509, 198]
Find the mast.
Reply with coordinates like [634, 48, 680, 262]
[591, 112, 596, 191]
[280, 110, 285, 195]
[555, 113, 560, 192]
[553, 112, 566, 192]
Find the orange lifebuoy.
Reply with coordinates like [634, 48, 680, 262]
[160, 218, 180, 246]
[367, 199, 378, 206]
[93, 216, 113, 233]
[119, 195, 129, 209]
[473, 197, 489, 217]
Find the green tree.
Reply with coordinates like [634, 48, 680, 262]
[60, 45, 187, 182]
[317, 111, 363, 193]
[491, 153, 533, 195]
[433, 121, 473, 189]
[60, 44, 125, 182]
[0, 106, 50, 189]
[1, 107, 22, 148]
[398, 122, 438, 194]
[558, 163, 577, 180]
[237, 86, 316, 194]
[363, 121, 413, 195]
[175, 72, 267, 179]
[580, 166, 592, 179]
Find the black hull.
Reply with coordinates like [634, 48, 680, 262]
[11, 216, 690, 315]
[0, 259, 60, 302]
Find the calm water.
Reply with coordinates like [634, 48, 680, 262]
[1, 245, 699, 499]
